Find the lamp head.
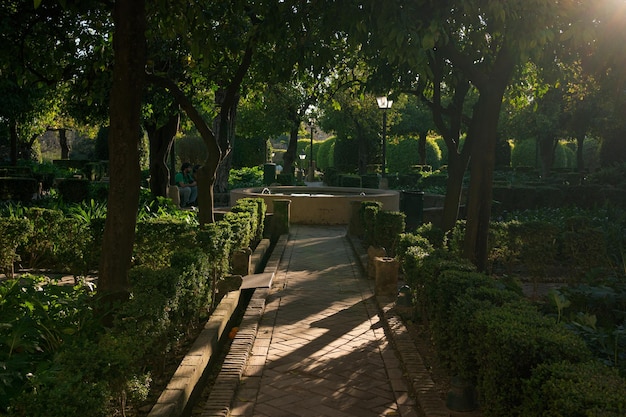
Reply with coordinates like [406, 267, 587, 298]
[376, 96, 393, 109]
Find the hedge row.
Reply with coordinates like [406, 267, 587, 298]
[399, 229, 626, 417]
[0, 198, 267, 417]
[358, 201, 406, 257]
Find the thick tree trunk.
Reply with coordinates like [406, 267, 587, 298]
[463, 88, 506, 270]
[146, 113, 179, 197]
[98, 0, 146, 304]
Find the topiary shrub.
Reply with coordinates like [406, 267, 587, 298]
[360, 202, 382, 247]
[374, 211, 406, 257]
[470, 302, 591, 417]
[521, 360, 626, 417]
[133, 219, 196, 269]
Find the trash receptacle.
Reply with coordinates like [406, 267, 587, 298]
[401, 190, 424, 231]
[263, 163, 276, 185]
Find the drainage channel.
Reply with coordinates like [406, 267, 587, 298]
[153, 234, 288, 417]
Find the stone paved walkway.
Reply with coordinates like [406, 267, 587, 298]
[228, 225, 418, 417]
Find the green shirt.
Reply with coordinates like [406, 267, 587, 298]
[175, 171, 194, 186]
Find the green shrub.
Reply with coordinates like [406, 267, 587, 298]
[445, 219, 466, 255]
[425, 270, 497, 359]
[521, 360, 626, 417]
[0, 218, 32, 278]
[415, 222, 445, 249]
[228, 166, 264, 190]
[446, 287, 522, 381]
[387, 135, 442, 174]
[133, 219, 197, 269]
[374, 211, 405, 257]
[197, 221, 233, 301]
[560, 218, 610, 279]
[397, 232, 433, 268]
[223, 211, 253, 251]
[231, 198, 266, 244]
[339, 174, 361, 187]
[22, 208, 65, 269]
[361, 202, 382, 247]
[1, 276, 98, 415]
[470, 302, 591, 416]
[315, 137, 335, 171]
[509, 220, 560, 291]
[276, 172, 294, 185]
[54, 218, 91, 275]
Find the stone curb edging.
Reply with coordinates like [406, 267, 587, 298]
[148, 235, 288, 417]
[346, 234, 451, 417]
[148, 290, 242, 417]
[199, 234, 289, 417]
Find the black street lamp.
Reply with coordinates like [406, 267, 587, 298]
[308, 119, 315, 182]
[376, 96, 393, 177]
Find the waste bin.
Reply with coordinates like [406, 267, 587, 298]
[263, 163, 276, 185]
[401, 190, 424, 231]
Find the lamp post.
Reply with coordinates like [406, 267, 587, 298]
[376, 96, 393, 177]
[298, 153, 306, 181]
[308, 120, 315, 182]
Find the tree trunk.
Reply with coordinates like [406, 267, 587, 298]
[441, 152, 468, 233]
[146, 74, 220, 225]
[146, 113, 179, 198]
[538, 134, 557, 178]
[59, 128, 70, 160]
[214, 90, 239, 193]
[463, 87, 506, 271]
[284, 125, 298, 175]
[98, 0, 146, 306]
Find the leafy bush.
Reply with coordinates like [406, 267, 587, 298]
[22, 208, 65, 269]
[133, 219, 197, 269]
[372, 211, 406, 256]
[0, 218, 33, 278]
[228, 166, 264, 190]
[361, 202, 382, 247]
[470, 302, 591, 416]
[315, 136, 335, 170]
[387, 135, 442, 174]
[521, 360, 626, 417]
[0, 276, 97, 414]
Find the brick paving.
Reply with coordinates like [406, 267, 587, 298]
[228, 225, 418, 417]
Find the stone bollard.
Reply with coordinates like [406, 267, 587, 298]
[374, 256, 399, 297]
[272, 199, 291, 238]
[368, 246, 387, 279]
[232, 247, 252, 276]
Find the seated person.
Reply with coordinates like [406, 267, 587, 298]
[174, 162, 198, 207]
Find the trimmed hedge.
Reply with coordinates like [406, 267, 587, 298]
[521, 360, 626, 416]
[399, 220, 625, 417]
[1, 198, 267, 417]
